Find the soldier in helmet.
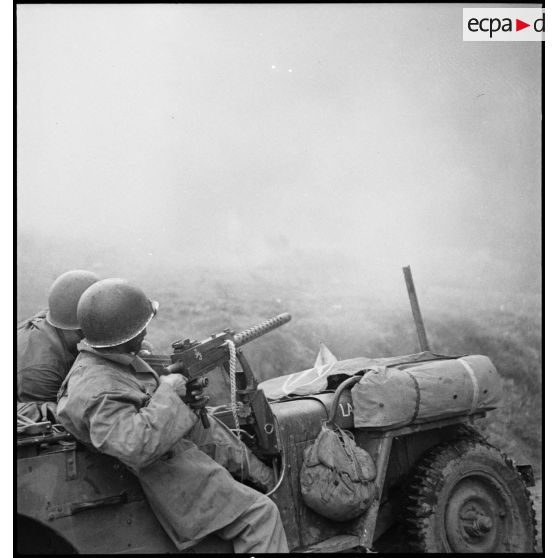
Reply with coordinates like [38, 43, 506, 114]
[17, 269, 100, 403]
[57, 278, 289, 553]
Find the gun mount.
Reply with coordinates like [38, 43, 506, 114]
[160, 313, 291, 428]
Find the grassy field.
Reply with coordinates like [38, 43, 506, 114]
[17, 233, 542, 474]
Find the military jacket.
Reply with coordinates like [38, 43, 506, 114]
[56, 344, 258, 550]
[17, 310, 76, 402]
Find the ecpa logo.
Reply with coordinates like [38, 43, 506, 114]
[463, 8, 544, 42]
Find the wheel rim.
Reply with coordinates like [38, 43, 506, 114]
[444, 475, 515, 552]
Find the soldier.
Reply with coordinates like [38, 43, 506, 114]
[56, 278, 289, 553]
[17, 269, 100, 404]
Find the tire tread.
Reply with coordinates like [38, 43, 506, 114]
[402, 427, 537, 553]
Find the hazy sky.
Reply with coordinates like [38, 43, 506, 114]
[17, 4, 541, 287]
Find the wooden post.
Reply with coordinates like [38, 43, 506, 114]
[402, 266, 430, 352]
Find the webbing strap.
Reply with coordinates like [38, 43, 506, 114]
[458, 358, 479, 414]
[405, 371, 421, 422]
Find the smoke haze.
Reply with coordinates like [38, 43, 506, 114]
[17, 3, 541, 313]
[15, 5, 543, 476]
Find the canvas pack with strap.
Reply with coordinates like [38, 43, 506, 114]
[299, 423, 377, 521]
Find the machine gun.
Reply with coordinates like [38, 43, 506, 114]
[159, 313, 291, 429]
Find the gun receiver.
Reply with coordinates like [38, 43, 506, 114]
[162, 313, 291, 428]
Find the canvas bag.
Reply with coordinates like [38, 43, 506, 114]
[351, 354, 502, 430]
[300, 423, 377, 521]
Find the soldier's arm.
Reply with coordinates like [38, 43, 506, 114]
[17, 366, 64, 403]
[86, 380, 198, 470]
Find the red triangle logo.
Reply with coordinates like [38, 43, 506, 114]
[516, 19, 530, 31]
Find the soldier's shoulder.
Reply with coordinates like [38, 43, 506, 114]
[70, 354, 139, 391]
[17, 314, 68, 371]
[72, 352, 120, 375]
[17, 309, 49, 330]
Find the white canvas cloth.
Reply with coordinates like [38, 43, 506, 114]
[259, 343, 339, 400]
[259, 346, 457, 401]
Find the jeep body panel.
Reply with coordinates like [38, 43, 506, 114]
[17, 389, 480, 553]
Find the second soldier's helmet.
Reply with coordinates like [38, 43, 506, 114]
[77, 278, 158, 348]
[46, 270, 101, 330]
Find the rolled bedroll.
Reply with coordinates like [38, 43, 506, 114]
[351, 355, 503, 430]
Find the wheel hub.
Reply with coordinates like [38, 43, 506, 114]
[460, 505, 494, 537]
[445, 477, 511, 552]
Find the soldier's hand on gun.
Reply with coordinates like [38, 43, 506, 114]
[160, 374, 187, 398]
[185, 379, 210, 410]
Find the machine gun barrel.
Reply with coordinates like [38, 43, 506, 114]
[232, 312, 291, 347]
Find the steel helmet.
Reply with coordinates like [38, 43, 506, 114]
[77, 278, 159, 348]
[46, 270, 101, 330]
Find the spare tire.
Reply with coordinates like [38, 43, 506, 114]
[403, 437, 537, 553]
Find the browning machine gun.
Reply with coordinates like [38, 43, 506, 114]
[157, 313, 291, 430]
